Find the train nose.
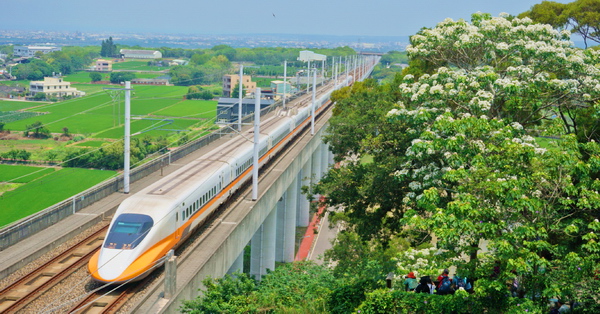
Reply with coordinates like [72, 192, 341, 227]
[97, 249, 132, 281]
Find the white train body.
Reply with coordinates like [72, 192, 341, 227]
[89, 76, 352, 283]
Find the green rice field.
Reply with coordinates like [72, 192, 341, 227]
[0, 164, 55, 183]
[112, 61, 169, 72]
[0, 166, 117, 227]
[3, 84, 201, 137]
[153, 100, 217, 118]
[0, 100, 46, 112]
[64, 71, 163, 84]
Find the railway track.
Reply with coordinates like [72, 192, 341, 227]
[0, 225, 108, 313]
[67, 283, 138, 314]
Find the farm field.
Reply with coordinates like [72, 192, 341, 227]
[0, 100, 46, 112]
[0, 164, 55, 183]
[153, 100, 217, 118]
[73, 140, 108, 147]
[112, 60, 169, 72]
[0, 166, 117, 227]
[0, 139, 65, 156]
[64, 71, 163, 84]
[3, 84, 195, 136]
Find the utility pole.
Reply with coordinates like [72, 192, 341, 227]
[238, 65, 244, 132]
[104, 82, 133, 194]
[124, 81, 131, 193]
[283, 60, 287, 109]
[306, 60, 310, 94]
[311, 69, 316, 135]
[252, 88, 261, 201]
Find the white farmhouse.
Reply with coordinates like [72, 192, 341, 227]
[30, 77, 84, 97]
[120, 49, 162, 59]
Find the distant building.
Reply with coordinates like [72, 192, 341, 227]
[29, 77, 84, 97]
[95, 59, 112, 72]
[222, 74, 256, 97]
[216, 97, 274, 124]
[297, 50, 326, 62]
[0, 85, 25, 98]
[131, 78, 170, 85]
[13, 46, 61, 57]
[270, 80, 296, 98]
[120, 49, 162, 59]
[169, 59, 188, 66]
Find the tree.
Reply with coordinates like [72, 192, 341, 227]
[100, 37, 117, 57]
[519, 1, 569, 29]
[32, 92, 47, 101]
[24, 121, 51, 138]
[180, 262, 337, 313]
[109, 72, 136, 84]
[522, 0, 600, 48]
[230, 82, 240, 98]
[316, 13, 600, 310]
[89, 72, 102, 82]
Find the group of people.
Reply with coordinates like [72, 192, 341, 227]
[403, 269, 472, 295]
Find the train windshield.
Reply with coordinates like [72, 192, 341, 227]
[103, 213, 154, 250]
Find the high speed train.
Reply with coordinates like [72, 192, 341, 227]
[88, 73, 357, 284]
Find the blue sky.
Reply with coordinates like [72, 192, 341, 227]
[2, 0, 571, 37]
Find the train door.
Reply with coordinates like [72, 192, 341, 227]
[175, 204, 183, 242]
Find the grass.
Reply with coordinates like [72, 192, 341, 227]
[65, 71, 163, 84]
[253, 77, 276, 88]
[0, 100, 44, 112]
[0, 164, 56, 183]
[72, 83, 116, 95]
[91, 118, 201, 139]
[0, 167, 117, 227]
[153, 100, 217, 118]
[535, 136, 559, 149]
[112, 61, 169, 72]
[0, 139, 65, 155]
[73, 140, 107, 147]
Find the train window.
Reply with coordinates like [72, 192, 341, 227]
[182, 210, 185, 220]
[176, 212, 178, 222]
[104, 213, 154, 250]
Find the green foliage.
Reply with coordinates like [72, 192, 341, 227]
[109, 72, 136, 84]
[186, 85, 213, 100]
[180, 272, 258, 313]
[89, 72, 102, 82]
[180, 262, 337, 313]
[1, 149, 31, 161]
[24, 121, 50, 139]
[100, 37, 118, 57]
[63, 136, 167, 170]
[327, 279, 378, 313]
[522, 0, 600, 48]
[13, 59, 55, 80]
[356, 289, 546, 313]
[317, 12, 600, 311]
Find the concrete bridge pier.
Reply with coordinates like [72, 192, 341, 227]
[283, 177, 298, 262]
[297, 158, 312, 227]
[250, 206, 277, 280]
[227, 248, 244, 275]
[320, 143, 329, 177]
